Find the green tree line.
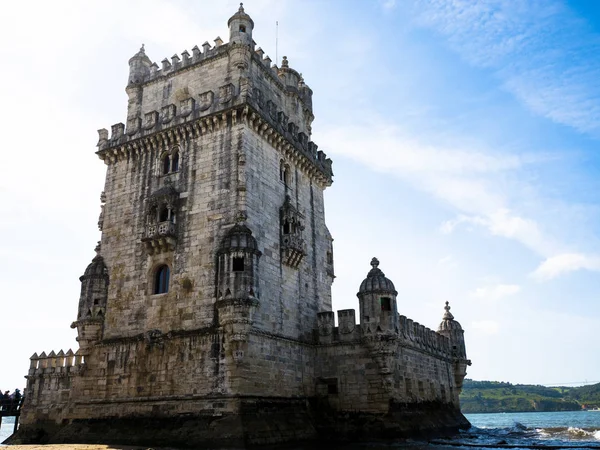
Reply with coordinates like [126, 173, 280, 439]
[460, 379, 600, 413]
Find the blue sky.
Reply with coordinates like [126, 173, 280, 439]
[0, 0, 599, 390]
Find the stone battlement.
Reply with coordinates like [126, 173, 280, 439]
[134, 42, 303, 103]
[27, 349, 85, 377]
[316, 310, 453, 358]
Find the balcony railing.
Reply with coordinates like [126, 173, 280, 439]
[142, 221, 177, 254]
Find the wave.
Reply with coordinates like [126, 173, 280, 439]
[431, 422, 600, 449]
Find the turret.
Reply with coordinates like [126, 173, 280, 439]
[437, 301, 466, 358]
[126, 44, 152, 122]
[228, 3, 254, 48]
[127, 44, 152, 86]
[357, 258, 399, 334]
[437, 301, 471, 391]
[71, 244, 109, 350]
[215, 221, 262, 363]
[216, 222, 261, 301]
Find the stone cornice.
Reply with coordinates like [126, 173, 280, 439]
[97, 104, 333, 187]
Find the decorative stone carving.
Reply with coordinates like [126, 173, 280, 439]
[219, 83, 235, 104]
[144, 111, 158, 130]
[266, 100, 277, 120]
[198, 90, 214, 111]
[180, 97, 195, 117]
[142, 182, 179, 254]
[280, 196, 305, 268]
[126, 117, 141, 136]
[161, 104, 176, 124]
[253, 88, 264, 109]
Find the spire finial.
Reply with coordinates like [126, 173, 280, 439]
[443, 301, 454, 320]
[370, 257, 379, 269]
[141, 43, 145, 52]
[94, 241, 101, 255]
[282, 56, 289, 68]
[239, 2, 244, 12]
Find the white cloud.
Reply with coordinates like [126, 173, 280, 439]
[472, 284, 521, 301]
[532, 253, 600, 280]
[320, 123, 559, 255]
[441, 208, 551, 256]
[471, 320, 500, 335]
[411, 0, 600, 135]
[382, 0, 397, 11]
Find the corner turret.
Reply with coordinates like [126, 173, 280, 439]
[357, 258, 399, 334]
[228, 3, 254, 48]
[215, 221, 262, 363]
[437, 301, 471, 391]
[127, 44, 152, 86]
[71, 243, 109, 351]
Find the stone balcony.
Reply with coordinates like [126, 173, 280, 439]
[281, 234, 305, 268]
[142, 220, 177, 254]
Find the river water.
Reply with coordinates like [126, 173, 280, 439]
[2, 410, 600, 448]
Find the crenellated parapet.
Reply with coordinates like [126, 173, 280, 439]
[316, 309, 454, 359]
[128, 41, 230, 88]
[27, 349, 85, 379]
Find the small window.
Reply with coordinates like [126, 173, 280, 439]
[171, 152, 179, 172]
[283, 166, 290, 186]
[282, 220, 291, 235]
[239, 25, 246, 33]
[154, 265, 170, 294]
[380, 297, 391, 311]
[326, 251, 333, 264]
[162, 154, 170, 175]
[159, 207, 169, 222]
[232, 257, 245, 272]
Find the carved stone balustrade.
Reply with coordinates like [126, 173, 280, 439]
[281, 233, 305, 268]
[142, 220, 177, 254]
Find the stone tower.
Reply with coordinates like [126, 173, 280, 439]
[93, 3, 333, 344]
[13, 6, 470, 447]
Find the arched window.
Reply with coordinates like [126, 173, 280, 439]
[162, 154, 170, 175]
[239, 25, 246, 33]
[283, 166, 290, 186]
[154, 265, 170, 294]
[171, 152, 179, 172]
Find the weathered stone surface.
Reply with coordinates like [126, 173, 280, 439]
[11, 5, 471, 447]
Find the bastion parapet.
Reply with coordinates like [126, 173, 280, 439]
[9, 5, 471, 448]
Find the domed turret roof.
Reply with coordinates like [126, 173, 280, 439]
[438, 301, 463, 332]
[128, 44, 152, 65]
[358, 258, 397, 295]
[228, 3, 254, 27]
[80, 245, 108, 281]
[219, 223, 261, 254]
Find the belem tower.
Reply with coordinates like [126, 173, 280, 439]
[12, 5, 471, 447]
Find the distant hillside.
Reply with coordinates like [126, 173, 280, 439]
[460, 379, 600, 413]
